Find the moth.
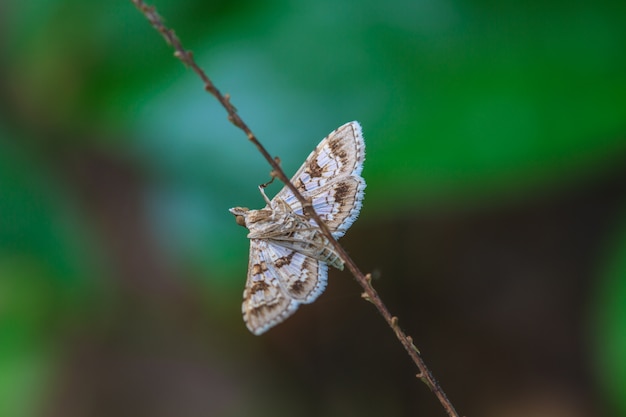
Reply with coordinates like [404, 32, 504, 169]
[229, 121, 366, 335]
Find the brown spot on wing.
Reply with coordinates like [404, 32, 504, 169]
[251, 261, 268, 276]
[306, 159, 324, 178]
[275, 251, 296, 268]
[330, 140, 349, 164]
[294, 178, 305, 191]
[334, 182, 350, 204]
[290, 281, 305, 296]
[250, 280, 270, 293]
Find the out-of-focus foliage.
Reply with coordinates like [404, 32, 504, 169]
[1, 0, 626, 416]
[594, 216, 626, 416]
[0, 129, 99, 417]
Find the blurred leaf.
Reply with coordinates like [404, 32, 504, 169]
[0, 347, 56, 417]
[0, 130, 97, 288]
[593, 214, 626, 415]
[0, 128, 100, 415]
[0, 257, 60, 417]
[5, 1, 184, 134]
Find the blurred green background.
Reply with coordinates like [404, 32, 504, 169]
[1, 0, 626, 416]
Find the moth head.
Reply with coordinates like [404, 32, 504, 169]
[229, 207, 249, 228]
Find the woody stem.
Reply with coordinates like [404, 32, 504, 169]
[131, 2, 460, 417]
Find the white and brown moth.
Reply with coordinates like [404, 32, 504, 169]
[229, 121, 366, 335]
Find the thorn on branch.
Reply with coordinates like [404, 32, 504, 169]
[141, 4, 153, 14]
[174, 49, 195, 68]
[173, 50, 187, 64]
[407, 336, 421, 354]
[361, 273, 378, 303]
[184, 50, 194, 63]
[224, 93, 238, 112]
[421, 377, 435, 392]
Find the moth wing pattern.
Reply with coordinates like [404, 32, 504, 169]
[234, 121, 367, 335]
[264, 242, 328, 303]
[242, 239, 296, 335]
[274, 121, 366, 238]
[242, 240, 328, 335]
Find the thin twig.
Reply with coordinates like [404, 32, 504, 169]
[130, 2, 461, 416]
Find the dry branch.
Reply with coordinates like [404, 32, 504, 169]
[130, 2, 462, 416]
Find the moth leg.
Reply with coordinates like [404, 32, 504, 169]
[258, 185, 272, 206]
